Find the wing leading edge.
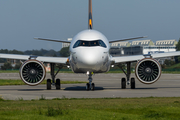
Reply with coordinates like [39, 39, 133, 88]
[34, 38, 71, 43]
[0, 53, 68, 64]
[109, 36, 147, 43]
[112, 51, 180, 64]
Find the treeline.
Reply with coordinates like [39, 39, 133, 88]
[24, 49, 60, 56]
[0, 49, 23, 55]
[0, 48, 70, 57]
[0, 49, 60, 56]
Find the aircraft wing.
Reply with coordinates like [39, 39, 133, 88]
[109, 36, 147, 43]
[112, 51, 180, 64]
[0, 53, 68, 64]
[34, 38, 71, 43]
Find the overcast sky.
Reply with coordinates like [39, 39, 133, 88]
[0, 0, 180, 51]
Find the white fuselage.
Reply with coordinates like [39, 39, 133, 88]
[69, 30, 111, 73]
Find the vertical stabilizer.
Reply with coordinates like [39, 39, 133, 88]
[88, 0, 93, 29]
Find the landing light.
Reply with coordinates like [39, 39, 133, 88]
[111, 65, 114, 68]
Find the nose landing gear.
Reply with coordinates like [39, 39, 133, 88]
[86, 72, 95, 91]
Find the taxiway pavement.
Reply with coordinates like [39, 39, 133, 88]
[0, 73, 180, 100]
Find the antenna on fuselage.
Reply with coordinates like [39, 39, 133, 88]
[88, 0, 93, 29]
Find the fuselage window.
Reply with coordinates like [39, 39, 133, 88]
[98, 40, 107, 48]
[73, 40, 81, 48]
[90, 41, 99, 46]
[73, 40, 107, 48]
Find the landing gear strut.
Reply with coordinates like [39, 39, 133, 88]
[118, 62, 135, 89]
[47, 63, 63, 90]
[86, 72, 95, 91]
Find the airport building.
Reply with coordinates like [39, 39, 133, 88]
[110, 39, 177, 64]
[110, 39, 177, 55]
[62, 38, 72, 48]
[143, 40, 177, 54]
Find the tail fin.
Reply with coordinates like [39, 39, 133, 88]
[88, 0, 93, 29]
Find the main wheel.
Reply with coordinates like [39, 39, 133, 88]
[47, 79, 51, 90]
[121, 78, 126, 89]
[131, 78, 135, 89]
[56, 79, 61, 90]
[86, 83, 90, 91]
[91, 83, 95, 91]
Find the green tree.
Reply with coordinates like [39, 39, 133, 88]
[175, 38, 180, 63]
[1, 62, 13, 70]
[176, 38, 180, 51]
[14, 63, 22, 70]
[164, 59, 175, 67]
[59, 47, 70, 57]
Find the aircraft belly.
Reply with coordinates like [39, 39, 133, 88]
[70, 57, 110, 73]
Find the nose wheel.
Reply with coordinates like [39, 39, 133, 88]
[86, 83, 95, 91]
[86, 73, 95, 91]
[91, 83, 95, 90]
[86, 83, 90, 90]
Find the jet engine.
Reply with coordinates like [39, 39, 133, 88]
[135, 58, 161, 84]
[19, 60, 46, 86]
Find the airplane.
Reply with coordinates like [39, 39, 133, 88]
[1, 0, 180, 90]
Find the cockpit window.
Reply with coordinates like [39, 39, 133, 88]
[73, 40, 107, 48]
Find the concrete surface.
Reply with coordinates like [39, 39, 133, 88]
[0, 73, 180, 100]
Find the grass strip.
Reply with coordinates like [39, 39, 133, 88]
[0, 79, 87, 86]
[0, 97, 180, 119]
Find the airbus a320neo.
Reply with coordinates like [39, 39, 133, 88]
[1, 0, 180, 90]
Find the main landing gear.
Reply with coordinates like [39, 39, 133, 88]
[118, 62, 135, 89]
[47, 63, 63, 90]
[86, 72, 95, 91]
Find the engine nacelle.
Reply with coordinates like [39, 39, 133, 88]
[135, 58, 161, 84]
[19, 60, 46, 86]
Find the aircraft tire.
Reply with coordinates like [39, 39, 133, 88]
[47, 79, 51, 90]
[86, 83, 90, 91]
[91, 83, 95, 91]
[121, 78, 126, 89]
[56, 79, 61, 90]
[131, 78, 135, 89]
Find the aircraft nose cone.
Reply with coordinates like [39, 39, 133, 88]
[79, 51, 98, 66]
[75, 48, 103, 69]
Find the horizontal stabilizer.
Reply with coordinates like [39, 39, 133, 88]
[109, 36, 147, 43]
[34, 38, 71, 43]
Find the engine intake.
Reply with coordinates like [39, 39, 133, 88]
[135, 58, 161, 84]
[19, 60, 46, 86]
